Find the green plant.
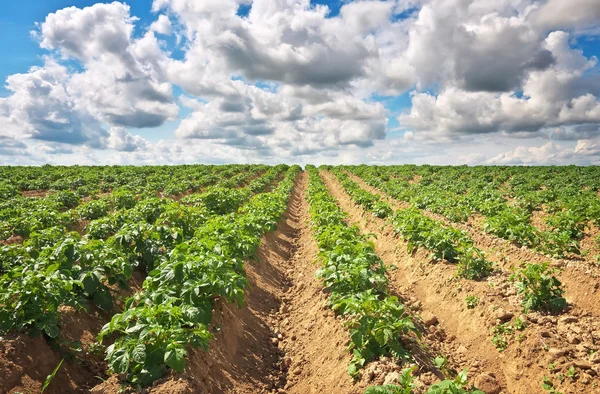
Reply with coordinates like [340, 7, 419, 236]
[41, 358, 64, 393]
[426, 370, 484, 394]
[513, 317, 526, 331]
[77, 199, 110, 220]
[491, 323, 513, 351]
[542, 376, 563, 394]
[566, 366, 577, 380]
[364, 368, 484, 394]
[456, 243, 493, 280]
[510, 263, 567, 313]
[465, 295, 480, 309]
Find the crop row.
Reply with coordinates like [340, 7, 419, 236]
[329, 169, 493, 281]
[306, 165, 416, 377]
[308, 167, 486, 393]
[346, 165, 600, 259]
[0, 165, 264, 241]
[0, 166, 285, 343]
[98, 165, 300, 387]
[0, 164, 269, 199]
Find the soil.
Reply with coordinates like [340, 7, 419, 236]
[21, 190, 51, 198]
[0, 236, 24, 245]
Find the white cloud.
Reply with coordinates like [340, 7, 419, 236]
[106, 127, 150, 152]
[486, 139, 600, 165]
[400, 0, 555, 93]
[531, 0, 600, 34]
[33, 2, 178, 128]
[0, 59, 108, 146]
[398, 31, 600, 141]
[487, 142, 562, 165]
[0, 0, 599, 165]
[149, 14, 172, 35]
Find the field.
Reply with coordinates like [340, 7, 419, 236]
[1, 164, 600, 394]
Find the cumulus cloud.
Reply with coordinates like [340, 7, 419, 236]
[106, 127, 150, 152]
[149, 14, 171, 35]
[401, 0, 555, 93]
[0, 137, 30, 156]
[486, 139, 600, 165]
[1, 0, 599, 165]
[0, 59, 108, 146]
[531, 0, 600, 34]
[398, 31, 600, 141]
[32, 2, 178, 129]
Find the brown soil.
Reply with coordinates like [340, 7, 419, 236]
[68, 220, 90, 236]
[0, 334, 94, 394]
[0, 236, 24, 245]
[323, 170, 600, 394]
[409, 174, 422, 185]
[581, 224, 600, 261]
[530, 210, 549, 232]
[21, 190, 51, 198]
[345, 171, 600, 319]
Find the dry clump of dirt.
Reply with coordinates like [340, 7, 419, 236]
[322, 170, 600, 394]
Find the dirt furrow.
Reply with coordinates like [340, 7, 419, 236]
[345, 171, 600, 318]
[92, 172, 363, 394]
[271, 171, 361, 394]
[321, 170, 600, 394]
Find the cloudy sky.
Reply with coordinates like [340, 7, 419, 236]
[1, 0, 599, 166]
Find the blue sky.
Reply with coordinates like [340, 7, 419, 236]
[0, 0, 600, 165]
[0, 0, 349, 88]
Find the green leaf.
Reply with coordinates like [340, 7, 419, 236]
[164, 343, 186, 372]
[93, 288, 113, 311]
[44, 324, 60, 339]
[132, 344, 146, 364]
[81, 273, 99, 296]
[41, 358, 64, 393]
[112, 349, 130, 374]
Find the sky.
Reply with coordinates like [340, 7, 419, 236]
[0, 0, 600, 166]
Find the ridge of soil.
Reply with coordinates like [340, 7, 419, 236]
[322, 170, 600, 394]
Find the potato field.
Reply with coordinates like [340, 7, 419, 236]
[1, 164, 600, 394]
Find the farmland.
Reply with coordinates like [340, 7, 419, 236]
[1, 165, 600, 394]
